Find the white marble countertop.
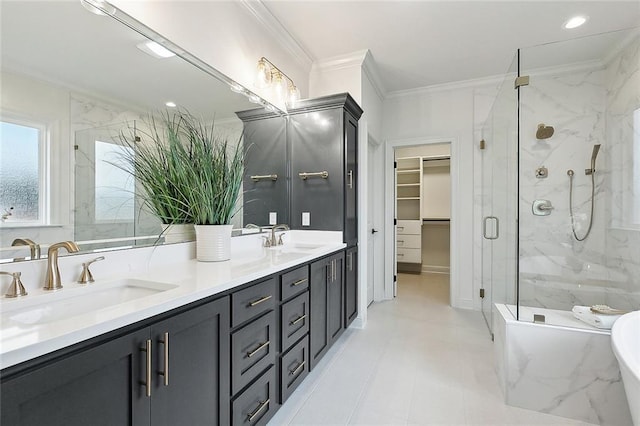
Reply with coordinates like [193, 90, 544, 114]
[0, 231, 345, 369]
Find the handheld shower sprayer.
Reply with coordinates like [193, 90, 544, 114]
[567, 143, 602, 241]
[585, 144, 601, 175]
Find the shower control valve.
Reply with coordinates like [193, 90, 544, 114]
[535, 166, 548, 179]
[532, 200, 554, 216]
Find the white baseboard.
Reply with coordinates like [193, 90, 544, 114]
[422, 265, 450, 274]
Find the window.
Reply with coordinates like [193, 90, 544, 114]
[0, 119, 46, 224]
[94, 140, 134, 222]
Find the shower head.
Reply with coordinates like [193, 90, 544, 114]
[536, 123, 554, 139]
[586, 144, 602, 175]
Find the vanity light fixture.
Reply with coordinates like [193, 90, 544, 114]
[80, 0, 116, 16]
[563, 15, 588, 29]
[136, 41, 176, 59]
[165, 101, 177, 108]
[254, 57, 300, 105]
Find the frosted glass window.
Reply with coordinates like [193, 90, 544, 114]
[95, 140, 134, 222]
[0, 121, 41, 222]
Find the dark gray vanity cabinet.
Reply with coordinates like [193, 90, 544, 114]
[309, 251, 345, 370]
[236, 110, 288, 227]
[0, 297, 230, 426]
[345, 246, 358, 328]
[288, 94, 363, 247]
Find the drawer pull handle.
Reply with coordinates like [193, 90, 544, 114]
[159, 332, 169, 386]
[397, 253, 404, 257]
[247, 341, 270, 358]
[289, 361, 306, 376]
[247, 398, 270, 422]
[397, 226, 404, 231]
[249, 295, 272, 307]
[397, 240, 404, 243]
[290, 314, 307, 326]
[141, 339, 152, 397]
[292, 278, 307, 287]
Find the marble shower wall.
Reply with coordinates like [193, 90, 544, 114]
[519, 33, 640, 311]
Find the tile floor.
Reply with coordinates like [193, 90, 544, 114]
[268, 273, 595, 426]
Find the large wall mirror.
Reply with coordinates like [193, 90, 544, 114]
[0, 1, 284, 263]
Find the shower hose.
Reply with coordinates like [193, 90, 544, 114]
[568, 170, 595, 241]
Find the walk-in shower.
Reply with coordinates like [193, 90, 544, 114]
[481, 27, 639, 424]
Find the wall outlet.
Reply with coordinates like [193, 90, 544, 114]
[269, 212, 277, 225]
[302, 212, 310, 227]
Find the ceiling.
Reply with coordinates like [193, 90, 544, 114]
[263, 1, 640, 93]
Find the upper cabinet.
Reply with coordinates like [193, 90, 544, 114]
[238, 93, 363, 246]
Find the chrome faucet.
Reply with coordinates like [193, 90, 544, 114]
[270, 224, 289, 246]
[12, 238, 41, 260]
[44, 241, 80, 291]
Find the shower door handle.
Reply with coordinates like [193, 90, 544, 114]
[483, 216, 499, 240]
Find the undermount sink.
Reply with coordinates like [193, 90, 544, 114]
[611, 310, 640, 425]
[268, 242, 324, 253]
[1, 279, 178, 326]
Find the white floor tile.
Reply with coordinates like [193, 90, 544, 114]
[269, 273, 597, 426]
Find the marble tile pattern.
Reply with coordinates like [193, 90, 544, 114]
[494, 303, 632, 425]
[518, 35, 640, 313]
[270, 273, 594, 426]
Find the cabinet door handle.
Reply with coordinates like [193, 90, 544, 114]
[397, 253, 404, 257]
[332, 259, 336, 282]
[159, 332, 169, 386]
[141, 339, 152, 397]
[290, 314, 307, 326]
[397, 240, 404, 244]
[289, 361, 306, 376]
[248, 295, 272, 307]
[292, 278, 307, 287]
[347, 252, 353, 271]
[247, 340, 270, 358]
[247, 399, 270, 422]
[348, 170, 353, 189]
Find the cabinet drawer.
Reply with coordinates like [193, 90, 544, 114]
[396, 220, 421, 235]
[280, 336, 309, 403]
[280, 265, 309, 301]
[232, 278, 276, 327]
[396, 247, 421, 264]
[232, 365, 276, 426]
[231, 312, 276, 395]
[396, 234, 421, 249]
[281, 292, 310, 352]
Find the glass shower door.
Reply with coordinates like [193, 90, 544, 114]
[480, 56, 519, 334]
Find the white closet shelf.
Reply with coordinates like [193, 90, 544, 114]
[396, 169, 421, 174]
[398, 197, 421, 200]
[397, 183, 420, 187]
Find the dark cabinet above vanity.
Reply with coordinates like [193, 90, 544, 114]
[237, 93, 363, 247]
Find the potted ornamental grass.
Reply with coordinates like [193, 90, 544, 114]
[180, 114, 244, 261]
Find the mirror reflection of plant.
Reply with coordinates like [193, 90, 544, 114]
[115, 111, 194, 225]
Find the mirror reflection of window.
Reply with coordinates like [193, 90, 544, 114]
[94, 140, 134, 223]
[0, 119, 46, 224]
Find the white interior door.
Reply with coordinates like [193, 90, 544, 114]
[367, 140, 376, 305]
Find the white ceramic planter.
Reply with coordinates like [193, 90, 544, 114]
[194, 224, 233, 262]
[162, 224, 196, 244]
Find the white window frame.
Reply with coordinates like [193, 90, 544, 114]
[0, 115, 49, 226]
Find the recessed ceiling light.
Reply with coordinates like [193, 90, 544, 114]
[563, 15, 588, 29]
[136, 41, 176, 59]
[165, 101, 177, 108]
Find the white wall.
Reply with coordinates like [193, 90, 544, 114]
[383, 86, 491, 309]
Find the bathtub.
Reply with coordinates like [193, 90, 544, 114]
[494, 303, 632, 425]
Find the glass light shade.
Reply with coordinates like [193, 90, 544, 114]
[255, 60, 271, 88]
[288, 85, 300, 105]
[273, 73, 288, 100]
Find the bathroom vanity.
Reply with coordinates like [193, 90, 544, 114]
[0, 233, 356, 426]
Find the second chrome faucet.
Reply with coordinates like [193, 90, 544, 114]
[44, 241, 80, 291]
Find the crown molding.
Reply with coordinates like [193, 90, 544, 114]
[310, 50, 369, 73]
[386, 73, 507, 99]
[238, 0, 314, 71]
[361, 50, 386, 101]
